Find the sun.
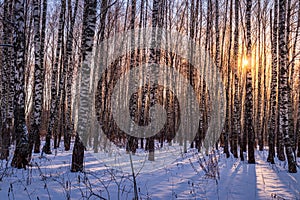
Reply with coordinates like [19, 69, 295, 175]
[242, 58, 249, 67]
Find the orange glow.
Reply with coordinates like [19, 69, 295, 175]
[242, 58, 249, 68]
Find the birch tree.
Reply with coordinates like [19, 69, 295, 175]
[65, 0, 79, 152]
[11, 0, 29, 169]
[233, 0, 242, 160]
[0, 0, 13, 160]
[278, 0, 297, 173]
[245, 0, 255, 164]
[147, 0, 160, 161]
[71, 0, 97, 172]
[43, 0, 66, 154]
[267, 0, 278, 164]
[29, 0, 44, 157]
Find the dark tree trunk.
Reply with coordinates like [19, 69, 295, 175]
[71, 134, 84, 172]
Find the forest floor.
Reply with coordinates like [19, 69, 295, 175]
[0, 141, 300, 200]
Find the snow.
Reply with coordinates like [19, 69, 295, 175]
[0, 143, 299, 200]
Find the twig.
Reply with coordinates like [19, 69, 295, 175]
[0, 44, 13, 47]
[129, 152, 138, 200]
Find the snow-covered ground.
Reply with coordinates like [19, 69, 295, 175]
[0, 143, 299, 200]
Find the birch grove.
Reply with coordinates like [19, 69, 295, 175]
[0, 0, 299, 174]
